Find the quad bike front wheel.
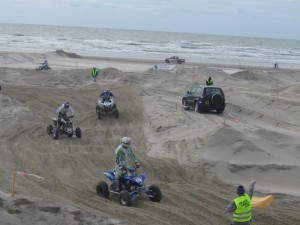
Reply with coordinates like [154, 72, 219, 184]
[148, 185, 162, 202]
[97, 110, 101, 119]
[52, 128, 59, 140]
[114, 109, 119, 119]
[119, 190, 132, 206]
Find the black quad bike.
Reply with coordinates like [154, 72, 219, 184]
[46, 115, 81, 140]
[35, 64, 51, 71]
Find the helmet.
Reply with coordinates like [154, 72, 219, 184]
[64, 101, 70, 108]
[122, 137, 132, 147]
[237, 185, 245, 195]
[104, 89, 110, 96]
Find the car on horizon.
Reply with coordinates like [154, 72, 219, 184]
[182, 85, 225, 114]
[165, 56, 185, 64]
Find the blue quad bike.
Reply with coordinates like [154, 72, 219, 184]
[96, 168, 162, 206]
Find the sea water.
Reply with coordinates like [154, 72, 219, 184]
[0, 23, 299, 68]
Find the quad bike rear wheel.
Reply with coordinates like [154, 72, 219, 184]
[75, 127, 81, 138]
[96, 181, 109, 199]
[47, 124, 53, 135]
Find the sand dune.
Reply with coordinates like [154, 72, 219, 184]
[0, 51, 300, 225]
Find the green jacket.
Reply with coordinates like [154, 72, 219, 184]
[115, 145, 137, 174]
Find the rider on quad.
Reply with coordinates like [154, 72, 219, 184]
[56, 101, 75, 131]
[114, 137, 140, 192]
[99, 89, 114, 103]
[41, 60, 50, 70]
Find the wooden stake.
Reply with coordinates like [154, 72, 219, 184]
[11, 169, 16, 197]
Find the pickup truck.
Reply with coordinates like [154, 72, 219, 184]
[165, 56, 185, 64]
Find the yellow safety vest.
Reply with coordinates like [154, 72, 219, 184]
[92, 69, 98, 76]
[233, 194, 252, 222]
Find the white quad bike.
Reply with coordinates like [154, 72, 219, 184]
[96, 98, 119, 119]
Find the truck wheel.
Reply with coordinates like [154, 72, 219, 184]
[194, 102, 200, 113]
[182, 99, 189, 110]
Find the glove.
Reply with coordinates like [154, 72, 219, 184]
[119, 165, 126, 172]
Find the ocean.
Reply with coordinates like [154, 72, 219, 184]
[1, 23, 300, 69]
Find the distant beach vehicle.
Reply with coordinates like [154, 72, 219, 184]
[165, 56, 185, 64]
[153, 64, 177, 73]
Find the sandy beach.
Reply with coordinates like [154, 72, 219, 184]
[0, 50, 299, 225]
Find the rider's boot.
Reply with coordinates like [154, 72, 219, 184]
[115, 179, 120, 192]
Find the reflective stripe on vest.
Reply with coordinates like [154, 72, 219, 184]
[233, 194, 252, 222]
[92, 69, 97, 76]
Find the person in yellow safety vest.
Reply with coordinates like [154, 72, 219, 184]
[226, 180, 256, 225]
[206, 76, 213, 86]
[91, 67, 99, 82]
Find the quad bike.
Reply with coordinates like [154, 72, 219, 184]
[35, 64, 51, 71]
[46, 115, 81, 140]
[96, 99, 119, 119]
[96, 166, 162, 206]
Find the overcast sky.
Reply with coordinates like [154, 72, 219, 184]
[0, 0, 299, 40]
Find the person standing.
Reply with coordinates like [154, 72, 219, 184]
[206, 76, 213, 86]
[91, 67, 99, 82]
[226, 180, 256, 225]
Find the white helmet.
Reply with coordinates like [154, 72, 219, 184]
[122, 137, 131, 146]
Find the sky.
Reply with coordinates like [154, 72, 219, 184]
[0, 0, 299, 40]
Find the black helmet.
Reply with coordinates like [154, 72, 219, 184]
[237, 185, 245, 195]
[64, 101, 70, 108]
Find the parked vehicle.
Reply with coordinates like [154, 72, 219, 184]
[182, 85, 225, 114]
[165, 56, 185, 64]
